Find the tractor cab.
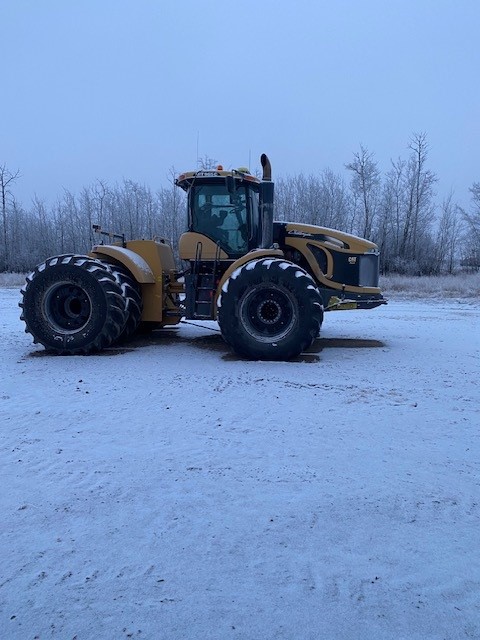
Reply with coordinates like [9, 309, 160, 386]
[176, 167, 264, 261]
[175, 164, 273, 319]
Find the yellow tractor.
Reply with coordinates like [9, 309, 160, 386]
[20, 154, 386, 360]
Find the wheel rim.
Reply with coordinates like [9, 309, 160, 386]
[42, 282, 92, 333]
[239, 284, 297, 343]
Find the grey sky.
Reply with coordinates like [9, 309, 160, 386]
[2, 0, 479, 207]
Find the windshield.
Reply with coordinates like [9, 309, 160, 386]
[190, 183, 249, 255]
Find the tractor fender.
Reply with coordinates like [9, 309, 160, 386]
[213, 248, 284, 319]
[89, 246, 156, 283]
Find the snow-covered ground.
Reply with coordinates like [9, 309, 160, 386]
[1, 287, 479, 640]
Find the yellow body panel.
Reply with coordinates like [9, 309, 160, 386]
[284, 223, 382, 296]
[90, 245, 155, 282]
[325, 296, 359, 310]
[284, 222, 377, 253]
[90, 240, 180, 323]
[179, 232, 229, 261]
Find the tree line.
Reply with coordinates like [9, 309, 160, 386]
[1, 133, 479, 275]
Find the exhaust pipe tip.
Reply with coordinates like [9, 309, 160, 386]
[261, 154, 272, 182]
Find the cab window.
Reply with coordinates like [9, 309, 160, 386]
[190, 184, 248, 255]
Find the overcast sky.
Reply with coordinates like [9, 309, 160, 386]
[2, 0, 479, 207]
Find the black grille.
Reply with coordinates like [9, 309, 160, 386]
[359, 254, 380, 287]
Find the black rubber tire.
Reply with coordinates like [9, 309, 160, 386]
[19, 254, 128, 354]
[111, 266, 143, 342]
[217, 258, 324, 360]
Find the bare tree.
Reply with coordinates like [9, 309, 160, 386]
[400, 133, 437, 261]
[274, 175, 298, 222]
[463, 183, 480, 243]
[2, 139, 475, 276]
[0, 164, 20, 270]
[433, 193, 464, 273]
[461, 182, 480, 268]
[197, 155, 218, 170]
[79, 181, 111, 247]
[274, 170, 350, 231]
[319, 169, 350, 231]
[346, 145, 380, 239]
[377, 158, 406, 272]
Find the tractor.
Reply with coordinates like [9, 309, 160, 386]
[20, 154, 386, 360]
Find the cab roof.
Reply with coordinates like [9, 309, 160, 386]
[175, 167, 261, 191]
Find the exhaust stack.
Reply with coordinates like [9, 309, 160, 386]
[259, 154, 274, 249]
[261, 153, 272, 181]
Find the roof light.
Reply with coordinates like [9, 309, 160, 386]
[217, 164, 223, 170]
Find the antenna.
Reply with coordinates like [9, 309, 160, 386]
[196, 132, 199, 168]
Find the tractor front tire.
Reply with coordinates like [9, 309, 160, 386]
[217, 258, 323, 360]
[20, 254, 128, 354]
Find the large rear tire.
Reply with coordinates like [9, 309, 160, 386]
[217, 258, 323, 360]
[20, 254, 128, 354]
[110, 266, 143, 341]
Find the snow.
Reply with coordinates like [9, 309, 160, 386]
[1, 287, 479, 639]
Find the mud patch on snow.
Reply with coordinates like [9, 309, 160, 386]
[26, 334, 385, 360]
[312, 337, 385, 351]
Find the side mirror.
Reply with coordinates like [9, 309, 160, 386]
[226, 175, 235, 194]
